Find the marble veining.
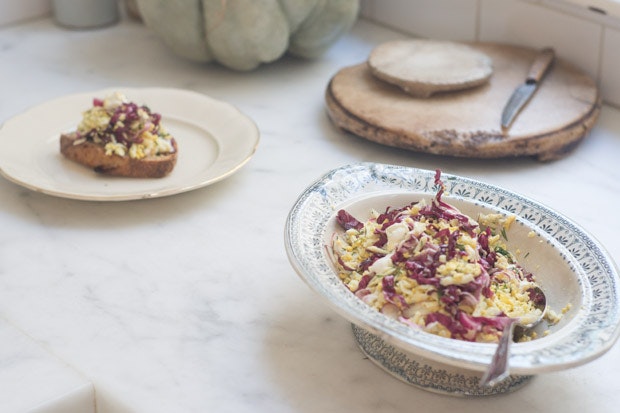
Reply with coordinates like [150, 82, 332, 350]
[1, 15, 619, 413]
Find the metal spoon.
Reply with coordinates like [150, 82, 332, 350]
[480, 286, 548, 387]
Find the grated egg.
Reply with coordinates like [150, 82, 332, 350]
[76, 92, 175, 160]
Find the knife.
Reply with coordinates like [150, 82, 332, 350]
[501, 47, 555, 130]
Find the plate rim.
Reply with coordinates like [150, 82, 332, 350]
[285, 162, 620, 373]
[0, 87, 260, 201]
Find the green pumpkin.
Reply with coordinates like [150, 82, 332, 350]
[136, 0, 360, 71]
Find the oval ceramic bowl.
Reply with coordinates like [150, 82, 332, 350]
[284, 163, 620, 396]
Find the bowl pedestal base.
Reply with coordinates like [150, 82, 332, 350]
[352, 324, 533, 397]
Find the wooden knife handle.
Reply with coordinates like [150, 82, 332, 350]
[526, 48, 555, 83]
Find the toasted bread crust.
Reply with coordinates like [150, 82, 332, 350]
[60, 132, 177, 178]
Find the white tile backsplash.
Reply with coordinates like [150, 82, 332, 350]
[601, 26, 620, 106]
[362, 0, 620, 107]
[561, 0, 620, 19]
[480, 0, 601, 80]
[543, 0, 620, 29]
[360, 0, 479, 41]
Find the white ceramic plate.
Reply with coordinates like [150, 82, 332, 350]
[0, 87, 259, 201]
[285, 163, 620, 375]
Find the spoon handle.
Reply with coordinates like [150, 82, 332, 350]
[480, 320, 517, 387]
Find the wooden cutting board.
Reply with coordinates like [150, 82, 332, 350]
[326, 43, 601, 161]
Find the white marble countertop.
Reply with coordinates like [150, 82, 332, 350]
[1, 16, 619, 413]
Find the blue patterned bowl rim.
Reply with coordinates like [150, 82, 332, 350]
[285, 163, 620, 374]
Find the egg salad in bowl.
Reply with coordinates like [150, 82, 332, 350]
[285, 163, 620, 396]
[331, 170, 551, 344]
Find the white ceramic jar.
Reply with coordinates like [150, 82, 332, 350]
[52, 0, 119, 29]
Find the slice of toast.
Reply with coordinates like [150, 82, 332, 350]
[60, 132, 177, 178]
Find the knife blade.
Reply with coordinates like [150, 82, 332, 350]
[501, 47, 555, 130]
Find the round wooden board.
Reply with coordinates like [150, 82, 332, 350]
[326, 43, 601, 160]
